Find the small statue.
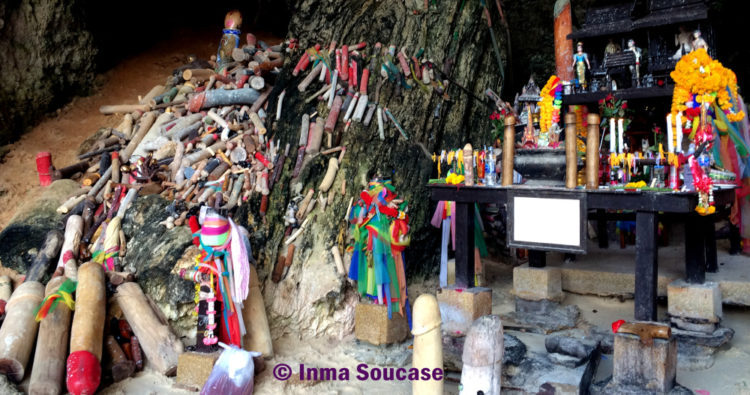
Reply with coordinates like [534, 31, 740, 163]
[691, 29, 708, 52]
[217, 10, 242, 71]
[626, 39, 642, 87]
[604, 38, 620, 56]
[641, 138, 650, 156]
[643, 74, 654, 88]
[673, 26, 692, 60]
[572, 42, 591, 91]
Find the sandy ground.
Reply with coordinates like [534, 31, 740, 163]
[2, 28, 750, 395]
[98, 257, 750, 394]
[0, 28, 218, 229]
[485, 257, 750, 395]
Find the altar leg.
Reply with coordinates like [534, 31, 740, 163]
[635, 211, 658, 321]
[597, 209, 609, 249]
[455, 202, 475, 288]
[729, 223, 741, 255]
[685, 213, 706, 284]
[704, 216, 718, 273]
[528, 250, 546, 268]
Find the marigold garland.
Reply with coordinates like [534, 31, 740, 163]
[539, 75, 562, 133]
[670, 49, 744, 122]
[668, 49, 744, 215]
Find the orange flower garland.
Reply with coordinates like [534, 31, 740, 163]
[670, 49, 744, 122]
[539, 75, 562, 133]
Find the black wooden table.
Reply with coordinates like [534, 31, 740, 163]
[428, 184, 736, 321]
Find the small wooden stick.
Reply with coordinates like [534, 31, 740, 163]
[114, 283, 183, 376]
[105, 336, 135, 382]
[120, 111, 157, 163]
[26, 230, 64, 283]
[29, 277, 73, 394]
[99, 104, 150, 115]
[66, 262, 106, 395]
[139, 85, 165, 105]
[0, 281, 44, 382]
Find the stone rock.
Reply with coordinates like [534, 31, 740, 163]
[545, 334, 599, 368]
[443, 333, 527, 372]
[669, 316, 717, 334]
[504, 350, 598, 393]
[591, 376, 693, 395]
[672, 326, 734, 371]
[548, 352, 587, 369]
[345, 338, 413, 367]
[588, 326, 615, 354]
[502, 298, 580, 334]
[0, 179, 80, 277]
[504, 333, 528, 367]
[0, 0, 96, 143]
[262, 211, 357, 340]
[672, 325, 734, 348]
[121, 194, 195, 341]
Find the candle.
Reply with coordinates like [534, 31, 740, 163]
[618, 118, 624, 154]
[666, 114, 674, 153]
[609, 117, 616, 153]
[676, 112, 683, 153]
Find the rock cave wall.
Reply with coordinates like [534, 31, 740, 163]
[0, 0, 95, 145]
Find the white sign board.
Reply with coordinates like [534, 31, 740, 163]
[508, 191, 586, 253]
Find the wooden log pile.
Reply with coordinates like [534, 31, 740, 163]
[6, 28, 315, 394]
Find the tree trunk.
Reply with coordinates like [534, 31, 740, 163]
[235, 0, 507, 339]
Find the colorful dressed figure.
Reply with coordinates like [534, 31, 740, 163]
[691, 29, 708, 52]
[347, 179, 411, 324]
[572, 42, 590, 91]
[217, 10, 242, 71]
[181, 209, 253, 348]
[626, 39, 642, 87]
[604, 38, 620, 56]
[673, 26, 692, 60]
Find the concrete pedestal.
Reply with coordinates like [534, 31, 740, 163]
[513, 264, 564, 302]
[667, 280, 722, 331]
[354, 303, 409, 345]
[175, 351, 221, 391]
[437, 286, 492, 335]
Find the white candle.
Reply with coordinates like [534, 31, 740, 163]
[666, 114, 674, 153]
[618, 118, 624, 154]
[610, 117, 616, 153]
[676, 112, 683, 153]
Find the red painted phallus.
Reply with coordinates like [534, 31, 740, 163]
[67, 350, 101, 395]
[611, 319, 626, 333]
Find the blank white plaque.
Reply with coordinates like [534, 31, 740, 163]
[512, 196, 581, 247]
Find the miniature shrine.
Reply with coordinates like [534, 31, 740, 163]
[564, 0, 715, 102]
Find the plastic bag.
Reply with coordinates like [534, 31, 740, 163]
[201, 344, 261, 395]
